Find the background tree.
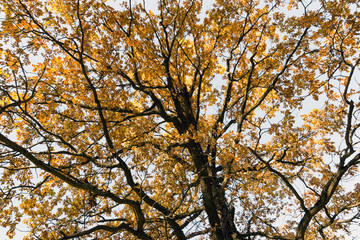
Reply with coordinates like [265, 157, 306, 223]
[0, 0, 360, 239]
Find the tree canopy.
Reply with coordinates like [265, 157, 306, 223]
[0, 0, 360, 239]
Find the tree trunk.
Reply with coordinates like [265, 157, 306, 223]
[189, 140, 241, 240]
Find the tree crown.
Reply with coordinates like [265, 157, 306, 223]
[0, 0, 360, 239]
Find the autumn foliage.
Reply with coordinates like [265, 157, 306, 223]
[1, 0, 360, 239]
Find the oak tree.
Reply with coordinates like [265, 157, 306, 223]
[1, 0, 360, 239]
